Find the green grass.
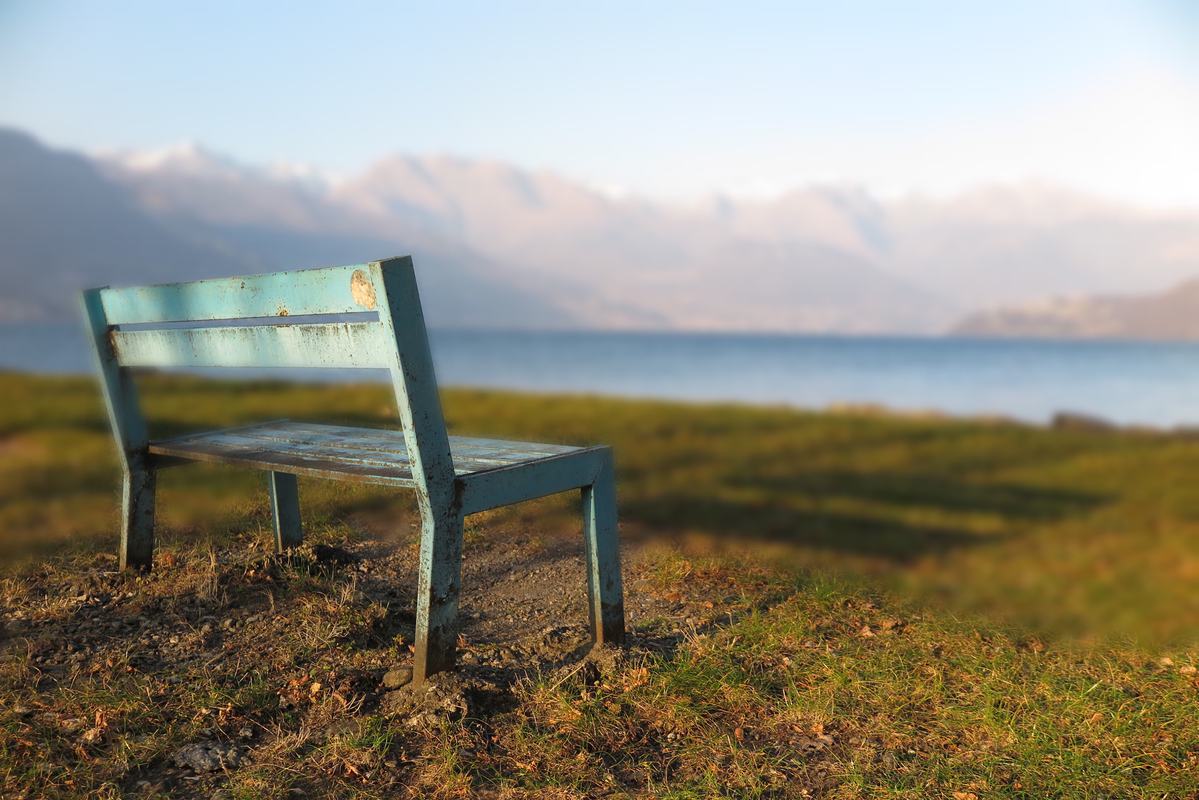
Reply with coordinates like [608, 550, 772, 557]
[3, 371, 1199, 797]
[507, 578, 1199, 798]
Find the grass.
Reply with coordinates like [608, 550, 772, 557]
[2, 371, 1199, 797]
[509, 579, 1199, 798]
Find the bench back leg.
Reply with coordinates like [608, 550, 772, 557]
[121, 465, 157, 572]
[412, 501, 465, 684]
[83, 289, 157, 572]
[582, 452, 626, 646]
[268, 471, 303, 553]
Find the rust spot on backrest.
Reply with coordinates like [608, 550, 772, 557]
[351, 269, 377, 310]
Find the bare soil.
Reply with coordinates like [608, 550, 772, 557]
[1, 509, 779, 797]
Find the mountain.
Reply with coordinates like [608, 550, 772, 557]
[101, 148, 948, 332]
[0, 129, 255, 322]
[3, 127, 1197, 336]
[952, 278, 1199, 341]
[882, 186, 1199, 308]
[0, 131, 581, 329]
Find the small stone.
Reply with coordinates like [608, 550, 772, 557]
[172, 741, 242, 773]
[382, 666, 413, 689]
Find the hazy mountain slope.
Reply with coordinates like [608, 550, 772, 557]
[312, 158, 1199, 334]
[0, 130, 586, 329]
[99, 144, 659, 329]
[336, 157, 952, 332]
[952, 278, 1199, 340]
[8, 128, 1197, 335]
[0, 129, 256, 321]
[177, 220, 598, 330]
[885, 187, 1199, 308]
[101, 145, 950, 332]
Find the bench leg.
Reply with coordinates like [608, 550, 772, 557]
[120, 466, 157, 572]
[582, 452, 625, 646]
[268, 471, 303, 553]
[412, 502, 465, 685]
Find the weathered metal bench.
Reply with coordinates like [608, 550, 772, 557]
[81, 256, 625, 684]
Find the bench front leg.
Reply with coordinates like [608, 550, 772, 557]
[582, 450, 625, 646]
[120, 464, 157, 572]
[412, 498, 465, 685]
[268, 471, 303, 553]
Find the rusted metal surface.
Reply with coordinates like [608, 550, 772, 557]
[349, 268, 377, 310]
[120, 466, 157, 572]
[83, 256, 627, 687]
[268, 471, 303, 552]
[582, 450, 626, 645]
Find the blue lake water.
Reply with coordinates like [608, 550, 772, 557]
[2, 323, 1197, 428]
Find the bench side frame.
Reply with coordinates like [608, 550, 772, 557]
[81, 289, 157, 571]
[371, 257, 463, 683]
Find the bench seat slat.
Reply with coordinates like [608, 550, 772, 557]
[165, 430, 553, 475]
[228, 421, 580, 460]
[146, 420, 590, 488]
[100, 264, 374, 324]
[112, 322, 391, 369]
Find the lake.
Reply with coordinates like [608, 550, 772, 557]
[2, 323, 1196, 428]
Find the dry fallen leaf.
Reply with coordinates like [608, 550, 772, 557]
[621, 667, 649, 692]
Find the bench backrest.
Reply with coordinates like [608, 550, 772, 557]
[81, 257, 457, 505]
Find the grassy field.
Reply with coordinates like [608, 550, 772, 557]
[3, 372, 1199, 798]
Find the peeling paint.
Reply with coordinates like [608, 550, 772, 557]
[350, 269, 377, 310]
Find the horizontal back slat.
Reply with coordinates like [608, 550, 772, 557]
[111, 322, 392, 370]
[99, 264, 378, 324]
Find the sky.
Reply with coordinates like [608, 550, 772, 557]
[1, 0, 1197, 207]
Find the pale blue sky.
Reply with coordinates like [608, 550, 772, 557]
[2, 0, 1196, 205]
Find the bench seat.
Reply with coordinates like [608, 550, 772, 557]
[148, 419, 609, 514]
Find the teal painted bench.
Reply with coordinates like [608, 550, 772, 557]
[81, 256, 625, 684]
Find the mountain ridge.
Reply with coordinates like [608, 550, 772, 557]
[952, 278, 1199, 341]
[3, 127, 1197, 337]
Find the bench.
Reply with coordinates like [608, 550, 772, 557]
[81, 256, 625, 685]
